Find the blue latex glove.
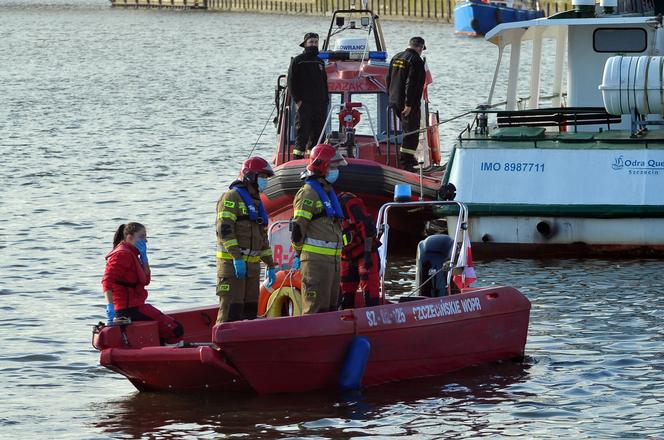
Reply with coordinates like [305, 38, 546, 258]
[292, 255, 301, 270]
[106, 303, 115, 324]
[233, 259, 247, 279]
[265, 267, 277, 288]
[135, 238, 149, 264]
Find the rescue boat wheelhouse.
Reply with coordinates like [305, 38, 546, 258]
[263, 9, 449, 248]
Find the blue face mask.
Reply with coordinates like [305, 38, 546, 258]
[257, 177, 269, 192]
[326, 169, 339, 184]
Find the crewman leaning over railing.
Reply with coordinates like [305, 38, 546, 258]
[290, 144, 346, 313]
[216, 157, 277, 323]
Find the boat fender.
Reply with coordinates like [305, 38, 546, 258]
[265, 285, 303, 318]
[258, 270, 302, 316]
[339, 336, 371, 391]
[427, 113, 441, 165]
[438, 182, 456, 201]
[536, 221, 557, 238]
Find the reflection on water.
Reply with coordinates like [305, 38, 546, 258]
[93, 361, 532, 438]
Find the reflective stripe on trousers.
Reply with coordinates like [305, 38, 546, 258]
[216, 250, 262, 263]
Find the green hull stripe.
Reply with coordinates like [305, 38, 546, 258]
[434, 203, 664, 219]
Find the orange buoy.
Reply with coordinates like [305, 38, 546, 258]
[258, 270, 302, 316]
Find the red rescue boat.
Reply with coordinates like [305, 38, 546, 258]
[263, 9, 449, 244]
[92, 201, 531, 393]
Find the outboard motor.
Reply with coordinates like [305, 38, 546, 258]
[415, 234, 455, 297]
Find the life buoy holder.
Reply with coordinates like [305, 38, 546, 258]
[258, 270, 302, 316]
[427, 112, 441, 165]
[338, 108, 361, 128]
[265, 286, 303, 318]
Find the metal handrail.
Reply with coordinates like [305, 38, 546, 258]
[316, 103, 380, 150]
[267, 219, 290, 241]
[267, 220, 291, 271]
[375, 201, 469, 300]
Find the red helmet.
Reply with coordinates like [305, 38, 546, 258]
[239, 156, 274, 182]
[306, 144, 347, 176]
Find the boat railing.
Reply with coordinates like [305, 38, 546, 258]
[317, 103, 380, 154]
[461, 104, 621, 138]
[322, 8, 385, 54]
[375, 201, 470, 300]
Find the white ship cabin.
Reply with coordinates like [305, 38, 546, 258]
[480, 7, 664, 136]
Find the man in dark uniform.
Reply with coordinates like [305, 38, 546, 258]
[287, 32, 329, 160]
[386, 36, 427, 172]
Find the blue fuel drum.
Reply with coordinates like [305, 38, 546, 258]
[339, 336, 371, 390]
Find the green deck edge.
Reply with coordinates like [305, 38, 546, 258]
[433, 203, 664, 219]
[457, 129, 664, 149]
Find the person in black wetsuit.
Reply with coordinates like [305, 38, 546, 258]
[287, 32, 329, 160]
[387, 36, 427, 172]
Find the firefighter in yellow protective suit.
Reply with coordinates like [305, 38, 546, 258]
[290, 143, 347, 313]
[216, 157, 277, 323]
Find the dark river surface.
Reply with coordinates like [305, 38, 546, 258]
[1, 1, 663, 438]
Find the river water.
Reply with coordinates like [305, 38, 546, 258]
[1, 1, 663, 438]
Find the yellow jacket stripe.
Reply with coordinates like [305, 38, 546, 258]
[216, 251, 261, 263]
[223, 238, 239, 248]
[294, 209, 313, 220]
[219, 211, 237, 221]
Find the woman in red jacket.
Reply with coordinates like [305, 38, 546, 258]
[102, 222, 183, 344]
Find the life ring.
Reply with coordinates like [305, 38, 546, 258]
[265, 286, 303, 318]
[258, 270, 302, 316]
[427, 113, 441, 165]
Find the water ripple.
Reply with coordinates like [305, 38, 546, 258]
[1, 2, 663, 439]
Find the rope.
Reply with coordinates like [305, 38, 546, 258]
[331, 109, 474, 149]
[247, 105, 277, 159]
[258, 268, 295, 318]
[402, 262, 453, 298]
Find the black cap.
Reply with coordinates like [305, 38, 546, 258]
[409, 36, 426, 50]
[300, 32, 320, 48]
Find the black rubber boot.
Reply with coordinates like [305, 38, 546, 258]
[364, 293, 380, 307]
[243, 302, 258, 320]
[339, 293, 356, 310]
[227, 303, 245, 322]
[399, 154, 418, 173]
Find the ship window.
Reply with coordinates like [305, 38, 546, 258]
[593, 28, 647, 53]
